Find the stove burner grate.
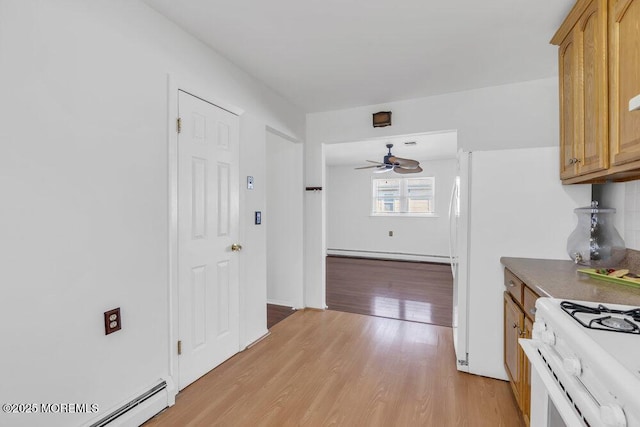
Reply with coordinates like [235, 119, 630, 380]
[560, 301, 640, 334]
[593, 316, 637, 332]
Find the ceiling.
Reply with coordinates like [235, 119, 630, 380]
[144, 0, 574, 113]
[324, 131, 457, 167]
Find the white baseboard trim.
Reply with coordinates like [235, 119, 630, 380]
[266, 299, 301, 309]
[327, 249, 450, 264]
[245, 330, 271, 349]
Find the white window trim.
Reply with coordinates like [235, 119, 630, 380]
[370, 176, 436, 217]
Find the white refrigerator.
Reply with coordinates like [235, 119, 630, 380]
[449, 146, 591, 380]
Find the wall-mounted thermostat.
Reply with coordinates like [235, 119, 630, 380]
[247, 176, 254, 190]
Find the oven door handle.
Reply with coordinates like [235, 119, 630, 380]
[520, 339, 611, 427]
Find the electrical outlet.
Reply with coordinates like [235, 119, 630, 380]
[104, 308, 121, 335]
[389, 231, 393, 237]
[247, 176, 254, 190]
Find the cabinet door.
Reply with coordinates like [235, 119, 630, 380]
[610, 0, 640, 166]
[558, 0, 608, 179]
[576, 0, 609, 176]
[522, 316, 533, 427]
[559, 29, 580, 180]
[504, 292, 524, 407]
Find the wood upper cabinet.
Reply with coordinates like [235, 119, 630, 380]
[559, 31, 579, 179]
[554, 0, 640, 183]
[555, 0, 609, 180]
[610, 0, 640, 166]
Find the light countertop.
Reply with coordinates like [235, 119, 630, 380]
[500, 257, 640, 307]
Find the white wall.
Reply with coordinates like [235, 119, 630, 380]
[305, 77, 561, 309]
[0, 1, 304, 426]
[326, 159, 456, 262]
[592, 182, 640, 251]
[623, 182, 640, 249]
[266, 131, 304, 308]
[239, 118, 269, 347]
[605, 181, 640, 250]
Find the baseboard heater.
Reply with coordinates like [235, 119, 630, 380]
[89, 380, 167, 427]
[327, 248, 449, 264]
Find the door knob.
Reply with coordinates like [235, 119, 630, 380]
[231, 243, 243, 252]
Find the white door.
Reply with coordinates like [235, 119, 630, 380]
[177, 90, 240, 390]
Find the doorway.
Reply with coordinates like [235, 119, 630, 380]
[265, 130, 304, 325]
[323, 131, 457, 326]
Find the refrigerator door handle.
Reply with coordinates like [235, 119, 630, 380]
[448, 179, 457, 279]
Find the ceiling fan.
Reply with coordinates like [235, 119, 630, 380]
[355, 143, 423, 174]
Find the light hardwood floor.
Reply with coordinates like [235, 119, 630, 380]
[144, 310, 523, 427]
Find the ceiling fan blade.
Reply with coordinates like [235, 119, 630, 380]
[389, 156, 420, 168]
[394, 165, 423, 174]
[373, 166, 393, 174]
[354, 165, 380, 170]
[366, 160, 384, 165]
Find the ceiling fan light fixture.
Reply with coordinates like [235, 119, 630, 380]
[354, 143, 422, 175]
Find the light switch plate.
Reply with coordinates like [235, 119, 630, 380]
[255, 211, 261, 225]
[630, 94, 640, 112]
[247, 176, 254, 190]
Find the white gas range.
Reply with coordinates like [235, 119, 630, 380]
[520, 297, 640, 427]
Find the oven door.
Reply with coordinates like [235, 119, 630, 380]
[520, 339, 599, 427]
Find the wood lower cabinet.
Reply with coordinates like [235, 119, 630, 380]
[503, 268, 539, 426]
[523, 316, 533, 425]
[504, 293, 524, 406]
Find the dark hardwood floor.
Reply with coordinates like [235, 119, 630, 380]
[267, 304, 296, 329]
[326, 256, 453, 327]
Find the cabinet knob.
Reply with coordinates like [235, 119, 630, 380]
[508, 280, 515, 287]
[568, 157, 581, 164]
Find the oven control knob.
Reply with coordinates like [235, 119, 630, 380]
[532, 320, 546, 341]
[562, 357, 582, 376]
[600, 403, 627, 427]
[541, 330, 555, 345]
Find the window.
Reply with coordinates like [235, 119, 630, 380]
[372, 177, 435, 215]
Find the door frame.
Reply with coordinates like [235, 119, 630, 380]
[166, 74, 244, 402]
